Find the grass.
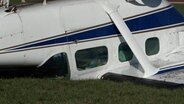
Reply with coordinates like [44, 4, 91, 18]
[174, 4, 184, 15]
[0, 78, 183, 104]
[10, 0, 21, 4]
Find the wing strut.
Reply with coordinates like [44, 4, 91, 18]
[102, 2, 159, 78]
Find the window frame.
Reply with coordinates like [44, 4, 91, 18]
[75, 46, 108, 71]
[118, 42, 133, 62]
[145, 37, 160, 56]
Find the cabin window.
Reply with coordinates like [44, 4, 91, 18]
[41, 53, 69, 77]
[75, 46, 108, 70]
[119, 43, 133, 62]
[145, 37, 160, 56]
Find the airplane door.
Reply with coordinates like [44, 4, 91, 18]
[68, 40, 109, 80]
[0, 12, 24, 65]
[60, 3, 111, 79]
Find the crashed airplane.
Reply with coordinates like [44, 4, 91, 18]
[0, 0, 183, 84]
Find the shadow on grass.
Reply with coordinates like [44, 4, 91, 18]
[0, 68, 183, 89]
[0, 66, 68, 79]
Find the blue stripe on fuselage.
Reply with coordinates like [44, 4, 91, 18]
[11, 6, 184, 51]
[157, 65, 184, 74]
[126, 7, 184, 32]
[13, 24, 119, 50]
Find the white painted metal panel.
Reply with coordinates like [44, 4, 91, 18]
[61, 2, 111, 32]
[118, 0, 169, 19]
[0, 13, 25, 65]
[0, 13, 22, 36]
[24, 45, 70, 66]
[20, 6, 65, 42]
[179, 31, 184, 45]
[0, 13, 23, 49]
[0, 52, 25, 65]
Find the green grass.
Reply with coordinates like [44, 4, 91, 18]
[0, 78, 183, 104]
[174, 4, 184, 15]
[10, 0, 21, 4]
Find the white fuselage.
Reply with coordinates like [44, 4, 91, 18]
[0, 0, 183, 80]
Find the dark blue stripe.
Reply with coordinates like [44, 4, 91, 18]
[67, 25, 119, 41]
[14, 25, 119, 50]
[157, 65, 184, 74]
[12, 7, 184, 50]
[17, 37, 68, 49]
[125, 7, 184, 32]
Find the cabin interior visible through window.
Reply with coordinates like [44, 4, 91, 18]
[75, 46, 108, 70]
[119, 42, 133, 62]
[145, 37, 160, 56]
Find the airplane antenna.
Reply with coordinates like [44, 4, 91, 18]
[43, 0, 47, 5]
